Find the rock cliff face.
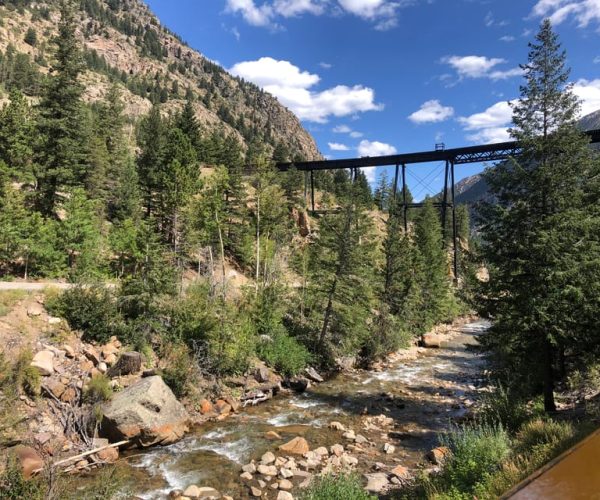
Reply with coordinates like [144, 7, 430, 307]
[0, 0, 322, 160]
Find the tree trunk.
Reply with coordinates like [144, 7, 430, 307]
[543, 338, 556, 412]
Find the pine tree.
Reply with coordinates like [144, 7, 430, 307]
[374, 170, 390, 211]
[414, 197, 453, 330]
[137, 104, 166, 215]
[478, 20, 600, 411]
[35, 0, 88, 215]
[0, 89, 35, 182]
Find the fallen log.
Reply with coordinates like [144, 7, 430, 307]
[32, 440, 129, 474]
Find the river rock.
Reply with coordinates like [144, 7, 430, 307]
[284, 376, 310, 393]
[422, 333, 442, 348]
[240, 471, 253, 481]
[106, 351, 142, 377]
[341, 454, 358, 467]
[84, 347, 101, 365]
[31, 350, 54, 376]
[27, 303, 44, 317]
[242, 462, 257, 473]
[14, 446, 43, 479]
[390, 465, 411, 480]
[257, 464, 277, 476]
[254, 366, 270, 383]
[261, 451, 276, 465]
[330, 444, 344, 456]
[427, 446, 451, 465]
[383, 443, 395, 454]
[364, 472, 389, 493]
[199, 399, 214, 415]
[329, 421, 346, 431]
[100, 376, 189, 447]
[314, 446, 328, 456]
[43, 378, 65, 399]
[250, 486, 262, 497]
[266, 430, 282, 440]
[279, 436, 309, 455]
[280, 467, 293, 479]
[277, 492, 294, 500]
[343, 430, 356, 440]
[305, 367, 324, 383]
[355, 434, 368, 445]
[278, 479, 293, 490]
[62, 344, 75, 358]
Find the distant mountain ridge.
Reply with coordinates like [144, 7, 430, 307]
[0, 0, 322, 160]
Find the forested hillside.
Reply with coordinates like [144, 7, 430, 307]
[0, 0, 321, 160]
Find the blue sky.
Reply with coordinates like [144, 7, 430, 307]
[145, 0, 600, 199]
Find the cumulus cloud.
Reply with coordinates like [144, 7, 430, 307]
[230, 57, 383, 123]
[531, 0, 600, 28]
[333, 124, 364, 137]
[225, 0, 413, 30]
[458, 101, 514, 144]
[408, 100, 454, 124]
[356, 139, 397, 182]
[442, 55, 522, 81]
[328, 142, 350, 150]
[500, 35, 515, 42]
[573, 78, 600, 116]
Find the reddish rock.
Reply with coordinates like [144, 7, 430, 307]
[265, 431, 282, 440]
[83, 347, 101, 365]
[215, 400, 232, 416]
[60, 387, 77, 403]
[421, 333, 443, 348]
[427, 446, 451, 465]
[390, 465, 411, 480]
[279, 437, 310, 455]
[43, 379, 66, 399]
[15, 446, 43, 479]
[199, 399, 214, 415]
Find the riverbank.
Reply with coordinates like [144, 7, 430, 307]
[106, 319, 489, 499]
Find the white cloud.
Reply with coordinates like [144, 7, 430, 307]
[358, 139, 397, 156]
[409, 99, 454, 124]
[333, 124, 352, 133]
[230, 57, 383, 123]
[500, 35, 515, 42]
[458, 100, 514, 144]
[531, 0, 600, 28]
[225, 0, 413, 30]
[573, 78, 600, 117]
[350, 130, 364, 138]
[442, 55, 522, 81]
[328, 142, 350, 150]
[594, 56, 600, 63]
[319, 62, 333, 69]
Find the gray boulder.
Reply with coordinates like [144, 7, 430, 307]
[100, 376, 189, 447]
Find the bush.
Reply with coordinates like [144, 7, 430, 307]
[84, 374, 113, 404]
[301, 473, 376, 500]
[46, 285, 122, 343]
[428, 423, 511, 498]
[0, 456, 45, 500]
[13, 348, 41, 397]
[160, 342, 196, 398]
[515, 418, 574, 457]
[258, 328, 311, 377]
[478, 384, 530, 432]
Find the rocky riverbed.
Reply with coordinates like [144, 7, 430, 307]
[93, 319, 490, 499]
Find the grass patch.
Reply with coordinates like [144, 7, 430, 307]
[0, 290, 27, 317]
[301, 473, 377, 500]
[84, 374, 113, 404]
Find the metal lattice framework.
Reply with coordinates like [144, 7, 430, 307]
[273, 129, 600, 281]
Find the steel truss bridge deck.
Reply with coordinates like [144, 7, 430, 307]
[276, 129, 600, 172]
[273, 129, 600, 282]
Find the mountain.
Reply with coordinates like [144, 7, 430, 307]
[0, 0, 321, 160]
[453, 109, 600, 207]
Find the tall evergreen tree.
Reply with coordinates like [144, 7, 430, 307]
[137, 104, 166, 215]
[478, 20, 600, 411]
[0, 89, 35, 182]
[35, 0, 88, 215]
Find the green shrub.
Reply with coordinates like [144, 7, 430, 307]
[0, 290, 27, 317]
[160, 342, 196, 398]
[301, 473, 376, 500]
[46, 285, 122, 343]
[431, 423, 511, 497]
[258, 328, 311, 377]
[0, 456, 45, 500]
[84, 374, 113, 404]
[478, 384, 530, 432]
[515, 418, 574, 457]
[13, 348, 41, 397]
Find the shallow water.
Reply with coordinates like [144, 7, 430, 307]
[87, 320, 490, 499]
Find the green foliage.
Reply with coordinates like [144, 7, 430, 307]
[46, 285, 121, 344]
[0, 456, 45, 500]
[13, 348, 41, 397]
[426, 423, 511, 499]
[84, 374, 113, 403]
[477, 20, 600, 411]
[515, 418, 574, 457]
[478, 384, 532, 432]
[24, 27, 37, 46]
[159, 342, 196, 398]
[258, 328, 311, 377]
[301, 473, 376, 500]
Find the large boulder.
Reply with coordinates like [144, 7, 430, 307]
[421, 333, 443, 348]
[14, 446, 43, 479]
[279, 436, 310, 455]
[100, 376, 189, 447]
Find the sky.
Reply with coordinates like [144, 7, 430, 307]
[145, 0, 600, 199]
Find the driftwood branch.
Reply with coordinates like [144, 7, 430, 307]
[32, 440, 129, 474]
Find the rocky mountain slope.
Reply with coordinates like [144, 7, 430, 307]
[0, 0, 321, 160]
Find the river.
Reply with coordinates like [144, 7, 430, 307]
[104, 319, 490, 499]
